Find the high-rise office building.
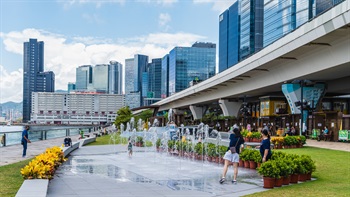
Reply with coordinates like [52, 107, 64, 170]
[148, 58, 162, 99]
[161, 55, 169, 98]
[36, 71, 55, 92]
[219, 1, 240, 72]
[93, 64, 109, 93]
[168, 42, 216, 96]
[108, 61, 123, 94]
[240, 0, 263, 60]
[124, 54, 148, 107]
[134, 54, 149, 98]
[125, 58, 135, 94]
[68, 82, 76, 93]
[75, 65, 93, 91]
[23, 38, 54, 123]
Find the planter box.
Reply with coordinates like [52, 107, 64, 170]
[290, 174, 299, 183]
[263, 177, 275, 189]
[274, 177, 283, 187]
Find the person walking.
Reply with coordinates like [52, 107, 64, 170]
[219, 126, 245, 184]
[260, 128, 272, 163]
[21, 125, 31, 158]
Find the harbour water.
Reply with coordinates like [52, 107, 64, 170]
[0, 125, 94, 147]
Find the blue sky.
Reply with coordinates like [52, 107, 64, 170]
[0, 0, 235, 103]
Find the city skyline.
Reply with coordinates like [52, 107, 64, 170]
[0, 0, 234, 103]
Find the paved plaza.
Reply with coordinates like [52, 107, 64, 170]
[1, 138, 348, 196]
[47, 145, 268, 197]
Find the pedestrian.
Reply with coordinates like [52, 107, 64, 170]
[260, 127, 272, 163]
[219, 126, 245, 184]
[21, 125, 31, 158]
[128, 138, 133, 157]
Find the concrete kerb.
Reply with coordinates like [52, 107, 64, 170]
[15, 136, 96, 197]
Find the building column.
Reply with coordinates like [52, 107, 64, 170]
[218, 99, 242, 117]
[189, 105, 206, 120]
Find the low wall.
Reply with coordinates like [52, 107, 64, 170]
[62, 142, 80, 157]
[16, 137, 96, 197]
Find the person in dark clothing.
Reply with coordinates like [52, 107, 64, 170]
[21, 126, 31, 158]
[260, 128, 272, 163]
[219, 126, 245, 184]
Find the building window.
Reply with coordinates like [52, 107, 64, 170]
[57, 111, 60, 114]
[40, 111, 43, 114]
[64, 111, 67, 114]
[72, 111, 76, 114]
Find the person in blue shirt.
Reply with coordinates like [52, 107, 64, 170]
[219, 126, 245, 184]
[21, 126, 31, 158]
[260, 128, 272, 163]
[318, 126, 329, 141]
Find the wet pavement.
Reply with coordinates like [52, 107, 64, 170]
[47, 145, 268, 197]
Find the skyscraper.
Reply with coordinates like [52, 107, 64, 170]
[147, 58, 162, 99]
[36, 71, 55, 92]
[75, 65, 93, 91]
[93, 64, 109, 93]
[23, 38, 54, 123]
[161, 55, 169, 98]
[124, 54, 149, 107]
[108, 61, 123, 94]
[240, 0, 263, 60]
[125, 58, 135, 94]
[168, 42, 216, 96]
[219, 1, 240, 72]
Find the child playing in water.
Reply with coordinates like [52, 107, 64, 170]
[128, 139, 133, 157]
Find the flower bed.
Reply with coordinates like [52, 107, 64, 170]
[20, 146, 66, 179]
[271, 135, 306, 149]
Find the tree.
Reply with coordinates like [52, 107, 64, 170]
[114, 106, 133, 130]
[135, 109, 153, 123]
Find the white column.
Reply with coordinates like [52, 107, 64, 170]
[218, 99, 242, 117]
[189, 105, 205, 120]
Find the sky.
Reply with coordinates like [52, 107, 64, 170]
[0, 0, 235, 103]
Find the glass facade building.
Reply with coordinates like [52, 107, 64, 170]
[168, 42, 216, 96]
[147, 58, 162, 99]
[125, 58, 134, 94]
[76, 65, 92, 91]
[219, 2, 240, 72]
[23, 38, 54, 123]
[68, 82, 76, 93]
[161, 55, 169, 98]
[36, 71, 55, 92]
[108, 61, 123, 94]
[93, 64, 109, 93]
[240, 0, 263, 60]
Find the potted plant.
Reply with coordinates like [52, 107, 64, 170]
[167, 140, 174, 152]
[252, 150, 262, 168]
[240, 149, 249, 168]
[300, 155, 316, 181]
[284, 136, 293, 148]
[156, 138, 161, 151]
[249, 150, 259, 169]
[136, 136, 143, 147]
[218, 145, 227, 164]
[275, 158, 292, 187]
[194, 142, 204, 160]
[257, 160, 280, 189]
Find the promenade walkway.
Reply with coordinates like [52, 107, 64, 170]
[0, 135, 79, 166]
[304, 139, 350, 152]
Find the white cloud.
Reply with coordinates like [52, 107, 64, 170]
[82, 13, 105, 24]
[159, 13, 171, 26]
[193, 0, 236, 13]
[137, 0, 178, 6]
[0, 28, 206, 103]
[59, 0, 126, 9]
[0, 65, 23, 103]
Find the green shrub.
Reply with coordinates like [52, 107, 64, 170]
[258, 160, 280, 178]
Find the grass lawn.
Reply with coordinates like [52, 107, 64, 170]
[86, 133, 128, 146]
[0, 159, 31, 197]
[247, 146, 350, 197]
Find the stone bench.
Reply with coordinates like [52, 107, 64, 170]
[15, 179, 48, 197]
